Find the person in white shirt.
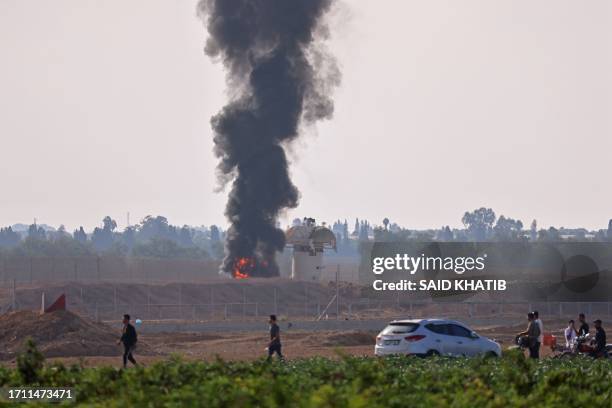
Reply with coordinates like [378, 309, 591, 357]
[534, 311, 544, 346]
[564, 320, 577, 349]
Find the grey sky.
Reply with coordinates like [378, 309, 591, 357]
[0, 0, 610, 232]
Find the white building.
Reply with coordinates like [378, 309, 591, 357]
[285, 218, 336, 281]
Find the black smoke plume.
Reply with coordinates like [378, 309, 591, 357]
[198, 0, 340, 277]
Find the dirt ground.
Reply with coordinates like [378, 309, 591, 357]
[1, 330, 375, 368]
[1, 322, 563, 368]
[0, 280, 580, 368]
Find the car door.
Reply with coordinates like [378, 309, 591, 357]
[448, 324, 477, 356]
[425, 323, 455, 355]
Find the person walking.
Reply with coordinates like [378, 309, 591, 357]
[267, 314, 284, 361]
[117, 314, 138, 368]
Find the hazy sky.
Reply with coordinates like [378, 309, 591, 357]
[0, 0, 610, 232]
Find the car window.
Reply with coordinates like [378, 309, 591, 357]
[425, 323, 450, 335]
[381, 323, 419, 335]
[448, 324, 472, 338]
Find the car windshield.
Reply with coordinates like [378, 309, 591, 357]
[381, 323, 419, 335]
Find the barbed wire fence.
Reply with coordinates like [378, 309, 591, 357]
[1, 256, 611, 324]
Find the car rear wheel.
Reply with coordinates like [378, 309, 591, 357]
[425, 350, 440, 357]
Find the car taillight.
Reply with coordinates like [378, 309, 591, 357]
[405, 335, 426, 342]
[376, 336, 382, 345]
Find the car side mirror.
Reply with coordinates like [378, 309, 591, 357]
[470, 332, 479, 339]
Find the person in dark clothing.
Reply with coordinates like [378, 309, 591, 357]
[578, 313, 589, 337]
[533, 311, 543, 357]
[267, 314, 284, 361]
[590, 319, 607, 358]
[117, 314, 138, 368]
[517, 312, 540, 359]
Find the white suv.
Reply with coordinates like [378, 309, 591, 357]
[374, 318, 501, 357]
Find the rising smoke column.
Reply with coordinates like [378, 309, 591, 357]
[198, 0, 340, 277]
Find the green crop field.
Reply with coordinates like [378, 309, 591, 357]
[1, 343, 610, 407]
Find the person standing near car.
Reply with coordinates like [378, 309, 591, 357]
[578, 313, 589, 336]
[591, 319, 607, 358]
[267, 314, 284, 361]
[117, 314, 138, 368]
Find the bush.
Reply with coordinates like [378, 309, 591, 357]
[16, 338, 44, 384]
[0, 354, 610, 406]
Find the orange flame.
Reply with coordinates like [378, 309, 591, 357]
[233, 257, 254, 279]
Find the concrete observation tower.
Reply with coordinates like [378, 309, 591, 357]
[285, 218, 336, 281]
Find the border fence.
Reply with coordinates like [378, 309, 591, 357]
[1, 256, 611, 325]
[81, 300, 612, 323]
[0, 256, 221, 285]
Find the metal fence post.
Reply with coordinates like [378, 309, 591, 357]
[335, 266, 339, 320]
[178, 284, 182, 317]
[11, 279, 16, 310]
[96, 256, 100, 282]
[147, 286, 151, 318]
[243, 287, 246, 318]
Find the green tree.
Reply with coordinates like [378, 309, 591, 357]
[16, 338, 44, 384]
[210, 225, 220, 242]
[91, 216, 117, 251]
[461, 208, 496, 241]
[530, 220, 537, 241]
[493, 215, 524, 241]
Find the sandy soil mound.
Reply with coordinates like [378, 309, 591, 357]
[316, 331, 376, 347]
[0, 310, 153, 359]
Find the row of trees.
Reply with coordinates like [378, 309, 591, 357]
[2, 209, 612, 258]
[0, 216, 224, 259]
[333, 208, 612, 246]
